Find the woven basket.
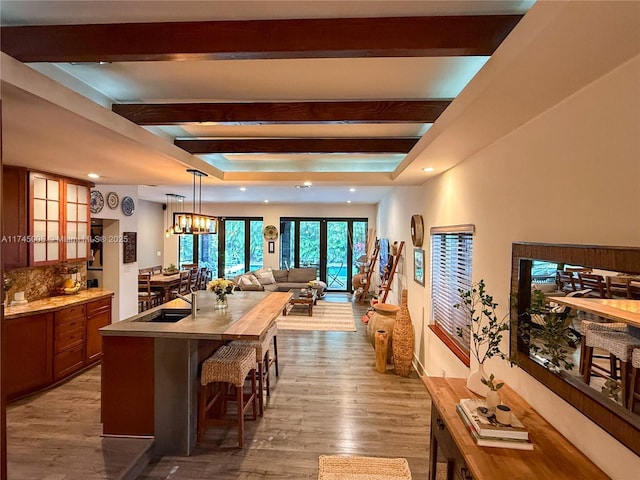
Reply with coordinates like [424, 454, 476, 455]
[393, 289, 414, 377]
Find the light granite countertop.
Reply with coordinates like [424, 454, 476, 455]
[4, 288, 114, 320]
[100, 290, 292, 341]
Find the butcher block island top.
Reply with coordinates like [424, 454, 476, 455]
[100, 290, 293, 340]
[4, 288, 114, 319]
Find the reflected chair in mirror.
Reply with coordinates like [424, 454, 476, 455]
[579, 320, 627, 376]
[583, 328, 640, 408]
[138, 273, 161, 312]
[577, 272, 608, 298]
[557, 270, 577, 293]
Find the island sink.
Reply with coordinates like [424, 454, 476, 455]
[136, 308, 192, 323]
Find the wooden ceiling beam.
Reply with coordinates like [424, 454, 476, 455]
[0, 16, 523, 62]
[112, 101, 450, 125]
[174, 138, 420, 154]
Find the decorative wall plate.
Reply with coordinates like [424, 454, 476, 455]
[263, 224, 278, 240]
[410, 214, 424, 247]
[106, 191, 119, 209]
[121, 196, 135, 216]
[90, 190, 104, 214]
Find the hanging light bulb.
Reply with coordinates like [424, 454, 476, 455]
[172, 170, 217, 235]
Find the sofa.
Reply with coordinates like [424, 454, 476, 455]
[233, 267, 326, 296]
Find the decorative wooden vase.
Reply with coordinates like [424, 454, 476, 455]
[374, 330, 389, 373]
[367, 303, 399, 363]
[393, 289, 415, 377]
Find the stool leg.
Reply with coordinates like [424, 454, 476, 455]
[237, 384, 244, 448]
[620, 360, 630, 409]
[629, 366, 638, 411]
[251, 368, 258, 420]
[273, 335, 279, 377]
[257, 360, 264, 417]
[265, 351, 271, 397]
[583, 345, 594, 385]
[609, 354, 618, 380]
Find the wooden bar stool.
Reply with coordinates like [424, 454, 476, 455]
[230, 323, 278, 416]
[628, 348, 640, 412]
[198, 345, 258, 447]
[578, 320, 627, 376]
[583, 330, 640, 408]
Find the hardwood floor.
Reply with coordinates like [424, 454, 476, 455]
[7, 294, 432, 479]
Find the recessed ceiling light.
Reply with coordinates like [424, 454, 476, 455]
[88, 173, 100, 179]
[346, 200, 352, 204]
[264, 199, 269, 203]
[239, 187, 246, 191]
[423, 167, 435, 172]
[295, 184, 310, 189]
[303, 181, 312, 187]
[349, 188, 356, 192]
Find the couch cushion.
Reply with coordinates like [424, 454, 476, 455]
[237, 274, 259, 288]
[287, 267, 316, 283]
[255, 270, 276, 285]
[272, 269, 289, 283]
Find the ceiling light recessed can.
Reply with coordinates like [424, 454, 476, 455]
[239, 187, 246, 191]
[347, 200, 352, 204]
[423, 167, 435, 172]
[303, 181, 312, 187]
[264, 199, 269, 203]
[349, 188, 356, 192]
[88, 173, 100, 179]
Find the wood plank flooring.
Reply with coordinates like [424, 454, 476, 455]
[7, 294, 432, 479]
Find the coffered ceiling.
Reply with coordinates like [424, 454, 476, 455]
[0, 1, 535, 204]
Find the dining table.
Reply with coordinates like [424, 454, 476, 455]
[549, 296, 640, 329]
[100, 290, 292, 456]
[148, 271, 183, 302]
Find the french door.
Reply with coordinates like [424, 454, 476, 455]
[280, 218, 367, 292]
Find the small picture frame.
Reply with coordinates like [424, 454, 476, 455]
[268, 241, 275, 254]
[413, 248, 425, 286]
[123, 232, 137, 264]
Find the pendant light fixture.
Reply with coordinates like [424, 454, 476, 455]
[164, 193, 185, 237]
[172, 169, 217, 234]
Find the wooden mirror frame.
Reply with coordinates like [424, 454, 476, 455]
[510, 242, 640, 455]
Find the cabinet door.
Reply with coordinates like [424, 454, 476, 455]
[30, 171, 61, 265]
[2, 313, 54, 401]
[65, 181, 90, 261]
[2, 166, 29, 270]
[86, 298, 112, 363]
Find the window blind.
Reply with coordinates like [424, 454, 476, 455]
[430, 227, 474, 354]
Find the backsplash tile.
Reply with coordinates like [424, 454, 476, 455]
[4, 262, 87, 304]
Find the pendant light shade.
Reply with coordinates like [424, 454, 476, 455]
[165, 193, 185, 237]
[172, 169, 217, 235]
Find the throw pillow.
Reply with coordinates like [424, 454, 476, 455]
[255, 270, 276, 285]
[238, 274, 258, 287]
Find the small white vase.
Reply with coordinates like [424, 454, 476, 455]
[466, 362, 489, 397]
[485, 389, 501, 410]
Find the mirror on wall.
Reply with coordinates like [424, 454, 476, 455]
[510, 242, 640, 456]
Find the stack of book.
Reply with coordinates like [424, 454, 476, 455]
[456, 398, 533, 450]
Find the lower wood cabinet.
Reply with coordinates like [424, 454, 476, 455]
[3, 295, 112, 402]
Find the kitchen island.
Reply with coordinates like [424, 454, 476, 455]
[100, 290, 292, 456]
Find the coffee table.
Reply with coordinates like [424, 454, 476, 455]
[283, 288, 318, 316]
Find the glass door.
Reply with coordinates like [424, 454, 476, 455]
[326, 221, 347, 290]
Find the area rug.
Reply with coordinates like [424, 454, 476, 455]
[277, 301, 357, 332]
[318, 455, 412, 480]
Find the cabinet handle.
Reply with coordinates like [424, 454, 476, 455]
[435, 418, 445, 430]
[460, 467, 473, 480]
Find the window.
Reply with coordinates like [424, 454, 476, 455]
[430, 225, 475, 365]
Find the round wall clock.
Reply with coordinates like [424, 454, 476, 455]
[263, 225, 278, 240]
[90, 190, 104, 214]
[410, 214, 424, 247]
[106, 191, 119, 209]
[121, 196, 135, 216]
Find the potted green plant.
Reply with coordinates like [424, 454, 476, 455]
[520, 289, 575, 372]
[454, 279, 510, 396]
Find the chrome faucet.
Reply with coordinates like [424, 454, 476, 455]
[175, 290, 197, 317]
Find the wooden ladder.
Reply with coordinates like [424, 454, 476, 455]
[377, 241, 404, 303]
[357, 240, 380, 303]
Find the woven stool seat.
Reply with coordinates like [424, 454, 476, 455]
[230, 323, 278, 416]
[579, 319, 628, 335]
[201, 345, 256, 386]
[584, 330, 640, 409]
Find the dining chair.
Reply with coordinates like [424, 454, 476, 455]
[138, 273, 161, 312]
[139, 267, 153, 275]
[151, 265, 163, 275]
[577, 272, 608, 298]
[556, 270, 577, 293]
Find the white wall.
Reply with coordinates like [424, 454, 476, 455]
[377, 53, 640, 480]
[136, 199, 164, 269]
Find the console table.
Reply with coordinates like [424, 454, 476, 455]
[422, 377, 609, 480]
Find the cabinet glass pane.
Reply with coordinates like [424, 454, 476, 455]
[49, 221, 59, 238]
[78, 204, 87, 219]
[67, 184, 77, 203]
[33, 177, 47, 198]
[77, 185, 87, 202]
[33, 221, 46, 238]
[67, 203, 77, 221]
[48, 241, 59, 260]
[67, 223, 77, 238]
[34, 242, 46, 262]
[47, 200, 59, 220]
[77, 222, 87, 239]
[67, 242, 77, 259]
[34, 199, 47, 219]
[47, 180, 59, 201]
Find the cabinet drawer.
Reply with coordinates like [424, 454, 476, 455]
[55, 326, 84, 353]
[55, 304, 86, 324]
[55, 316, 85, 337]
[54, 344, 84, 379]
[431, 406, 458, 459]
[87, 297, 111, 315]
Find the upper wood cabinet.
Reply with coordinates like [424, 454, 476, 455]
[1, 166, 92, 269]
